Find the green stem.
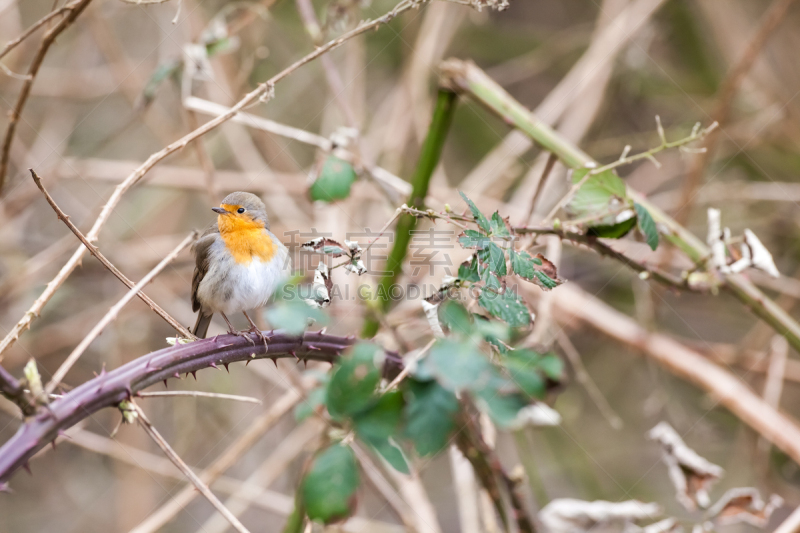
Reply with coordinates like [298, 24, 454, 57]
[361, 89, 458, 338]
[282, 484, 307, 533]
[440, 58, 800, 354]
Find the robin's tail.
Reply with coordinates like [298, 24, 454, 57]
[193, 313, 213, 339]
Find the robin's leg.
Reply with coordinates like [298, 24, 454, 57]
[220, 312, 255, 345]
[243, 310, 269, 350]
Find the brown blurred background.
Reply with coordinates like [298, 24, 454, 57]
[1, 0, 800, 531]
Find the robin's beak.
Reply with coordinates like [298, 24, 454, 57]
[211, 207, 227, 214]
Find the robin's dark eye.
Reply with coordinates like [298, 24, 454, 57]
[237, 208, 245, 214]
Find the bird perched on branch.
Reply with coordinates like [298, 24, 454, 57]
[191, 192, 291, 341]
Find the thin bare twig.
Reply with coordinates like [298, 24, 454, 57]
[524, 151, 557, 223]
[130, 389, 303, 533]
[44, 232, 196, 394]
[383, 338, 436, 391]
[131, 402, 251, 533]
[137, 391, 261, 404]
[30, 169, 195, 339]
[556, 331, 623, 430]
[197, 419, 324, 533]
[541, 118, 717, 224]
[0, 0, 421, 361]
[676, 0, 800, 226]
[0, 2, 74, 61]
[0, 0, 94, 191]
[351, 441, 422, 532]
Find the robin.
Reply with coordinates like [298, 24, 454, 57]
[191, 191, 291, 341]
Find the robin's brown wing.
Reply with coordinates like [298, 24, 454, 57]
[191, 223, 220, 313]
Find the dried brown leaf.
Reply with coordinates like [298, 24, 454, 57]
[648, 422, 724, 511]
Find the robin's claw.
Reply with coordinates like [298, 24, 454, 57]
[228, 328, 256, 346]
[247, 326, 269, 352]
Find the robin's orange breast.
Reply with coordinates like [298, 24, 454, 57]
[218, 216, 276, 265]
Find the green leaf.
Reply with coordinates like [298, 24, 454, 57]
[538, 353, 564, 380]
[326, 343, 382, 419]
[490, 212, 511, 237]
[459, 191, 491, 233]
[458, 230, 492, 249]
[634, 202, 659, 251]
[568, 168, 627, 216]
[458, 256, 480, 282]
[354, 391, 404, 441]
[476, 388, 529, 428]
[588, 217, 637, 239]
[354, 391, 410, 473]
[426, 339, 495, 392]
[509, 250, 562, 290]
[567, 168, 636, 239]
[533, 270, 559, 290]
[363, 435, 409, 474]
[265, 299, 328, 335]
[439, 301, 473, 337]
[482, 268, 502, 290]
[509, 249, 537, 280]
[477, 242, 507, 276]
[502, 349, 547, 398]
[303, 444, 359, 523]
[475, 317, 511, 352]
[404, 379, 459, 456]
[310, 156, 357, 202]
[478, 287, 531, 328]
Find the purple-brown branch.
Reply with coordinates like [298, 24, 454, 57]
[0, 331, 402, 485]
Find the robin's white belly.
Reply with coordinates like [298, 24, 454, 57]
[196, 241, 291, 316]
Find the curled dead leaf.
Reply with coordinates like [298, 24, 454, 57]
[648, 422, 723, 511]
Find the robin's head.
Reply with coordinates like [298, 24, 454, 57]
[212, 192, 270, 233]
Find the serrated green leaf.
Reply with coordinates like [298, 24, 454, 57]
[509, 249, 536, 279]
[634, 202, 659, 250]
[439, 300, 472, 336]
[303, 444, 359, 523]
[459, 191, 491, 233]
[478, 287, 530, 328]
[482, 268, 502, 290]
[532, 271, 559, 290]
[403, 379, 459, 456]
[490, 212, 511, 237]
[458, 256, 480, 282]
[310, 156, 357, 202]
[426, 339, 495, 392]
[326, 343, 382, 419]
[509, 250, 561, 290]
[458, 230, 492, 249]
[477, 242, 507, 276]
